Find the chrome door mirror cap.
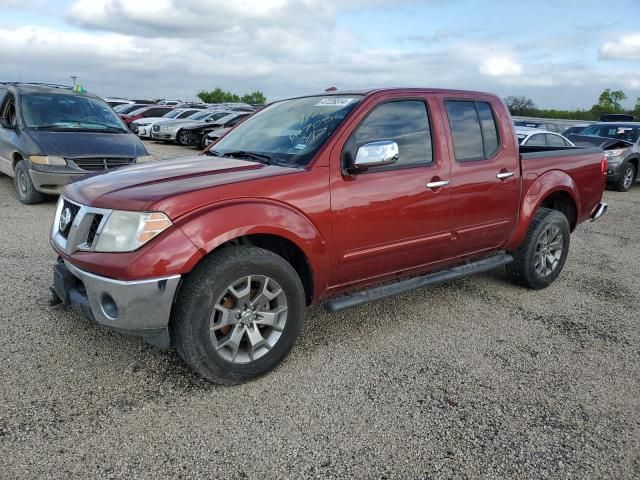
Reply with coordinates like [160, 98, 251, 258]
[354, 141, 399, 169]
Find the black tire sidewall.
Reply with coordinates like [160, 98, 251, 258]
[174, 247, 305, 383]
[620, 163, 635, 191]
[521, 210, 570, 289]
[13, 160, 44, 205]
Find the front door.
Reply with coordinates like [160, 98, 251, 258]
[330, 95, 452, 286]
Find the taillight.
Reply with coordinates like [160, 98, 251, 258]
[601, 154, 607, 187]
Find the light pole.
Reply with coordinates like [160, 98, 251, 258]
[70, 75, 77, 87]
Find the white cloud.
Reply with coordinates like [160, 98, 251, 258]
[599, 33, 640, 60]
[479, 56, 523, 77]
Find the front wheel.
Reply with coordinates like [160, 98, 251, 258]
[14, 160, 45, 205]
[170, 246, 305, 384]
[176, 129, 191, 146]
[506, 208, 570, 290]
[612, 162, 636, 192]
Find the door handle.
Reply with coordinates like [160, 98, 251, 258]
[426, 180, 450, 189]
[496, 172, 514, 179]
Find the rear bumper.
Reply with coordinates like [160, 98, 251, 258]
[51, 259, 181, 348]
[591, 202, 608, 222]
[29, 168, 86, 194]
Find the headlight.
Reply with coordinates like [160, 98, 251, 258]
[94, 211, 172, 252]
[604, 148, 627, 160]
[136, 154, 154, 163]
[30, 155, 66, 166]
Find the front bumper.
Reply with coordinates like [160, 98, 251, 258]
[52, 259, 181, 348]
[29, 168, 86, 194]
[151, 130, 177, 141]
[606, 161, 625, 181]
[137, 125, 152, 137]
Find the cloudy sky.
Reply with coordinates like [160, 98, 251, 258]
[1, 0, 639, 108]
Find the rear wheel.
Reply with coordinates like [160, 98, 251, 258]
[612, 162, 636, 192]
[171, 246, 305, 384]
[506, 208, 570, 289]
[14, 160, 45, 205]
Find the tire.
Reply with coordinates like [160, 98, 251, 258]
[170, 246, 305, 384]
[176, 129, 190, 146]
[612, 162, 636, 192]
[13, 160, 45, 205]
[506, 208, 570, 290]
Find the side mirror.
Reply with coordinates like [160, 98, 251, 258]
[353, 140, 399, 170]
[0, 118, 15, 130]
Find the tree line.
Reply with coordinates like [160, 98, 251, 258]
[504, 89, 640, 120]
[197, 87, 266, 105]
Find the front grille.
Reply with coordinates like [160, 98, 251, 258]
[72, 158, 135, 172]
[60, 200, 81, 238]
[86, 214, 104, 246]
[52, 198, 112, 254]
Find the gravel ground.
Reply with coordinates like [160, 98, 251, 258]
[1, 144, 639, 479]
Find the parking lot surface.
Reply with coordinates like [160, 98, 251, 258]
[1, 142, 639, 479]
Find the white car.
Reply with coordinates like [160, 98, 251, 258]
[515, 127, 575, 147]
[132, 108, 201, 138]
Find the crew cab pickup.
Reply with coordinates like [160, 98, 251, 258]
[50, 88, 607, 384]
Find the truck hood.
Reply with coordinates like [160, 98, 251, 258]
[64, 154, 296, 217]
[28, 130, 148, 158]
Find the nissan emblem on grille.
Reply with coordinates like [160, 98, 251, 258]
[59, 207, 72, 232]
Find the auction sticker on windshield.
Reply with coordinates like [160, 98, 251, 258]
[315, 98, 356, 107]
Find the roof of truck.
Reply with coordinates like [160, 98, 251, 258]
[301, 87, 498, 98]
[0, 82, 98, 98]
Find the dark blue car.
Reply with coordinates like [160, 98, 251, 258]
[0, 83, 151, 204]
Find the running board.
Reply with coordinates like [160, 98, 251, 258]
[324, 253, 513, 313]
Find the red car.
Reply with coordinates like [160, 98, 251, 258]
[50, 88, 607, 384]
[119, 105, 174, 127]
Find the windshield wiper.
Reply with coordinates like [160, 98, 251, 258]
[211, 150, 273, 164]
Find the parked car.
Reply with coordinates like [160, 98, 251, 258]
[113, 103, 148, 115]
[203, 127, 231, 147]
[120, 105, 175, 127]
[513, 120, 568, 134]
[150, 110, 234, 144]
[568, 122, 640, 191]
[178, 112, 251, 148]
[0, 82, 151, 204]
[599, 114, 638, 122]
[515, 127, 575, 147]
[104, 98, 134, 108]
[131, 108, 201, 138]
[562, 123, 590, 136]
[174, 102, 208, 110]
[50, 87, 607, 383]
[157, 100, 182, 106]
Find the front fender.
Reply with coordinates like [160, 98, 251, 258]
[504, 170, 580, 251]
[176, 199, 332, 300]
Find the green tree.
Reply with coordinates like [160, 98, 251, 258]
[595, 88, 627, 112]
[197, 87, 266, 104]
[504, 95, 537, 116]
[241, 91, 267, 105]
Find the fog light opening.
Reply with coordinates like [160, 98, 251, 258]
[101, 294, 118, 320]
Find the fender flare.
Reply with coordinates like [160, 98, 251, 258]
[175, 198, 332, 297]
[505, 170, 580, 251]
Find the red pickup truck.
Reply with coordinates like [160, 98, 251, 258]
[50, 88, 607, 384]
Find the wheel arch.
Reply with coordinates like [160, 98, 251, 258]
[505, 170, 580, 251]
[176, 200, 331, 304]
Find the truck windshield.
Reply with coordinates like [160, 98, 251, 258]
[211, 95, 363, 167]
[581, 124, 640, 143]
[21, 94, 126, 131]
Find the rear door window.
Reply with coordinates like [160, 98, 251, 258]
[445, 100, 502, 161]
[526, 134, 547, 146]
[546, 134, 565, 146]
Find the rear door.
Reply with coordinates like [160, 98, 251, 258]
[439, 96, 520, 256]
[330, 94, 452, 285]
[0, 91, 18, 176]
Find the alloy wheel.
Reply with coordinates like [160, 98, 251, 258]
[209, 275, 288, 363]
[623, 166, 634, 190]
[534, 225, 563, 276]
